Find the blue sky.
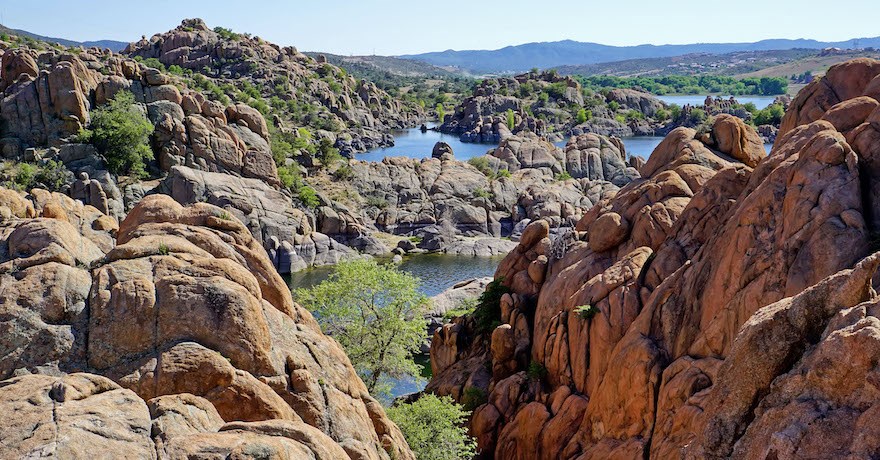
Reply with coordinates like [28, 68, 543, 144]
[3, 1, 878, 55]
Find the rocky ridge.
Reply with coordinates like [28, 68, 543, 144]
[124, 19, 424, 155]
[428, 60, 880, 459]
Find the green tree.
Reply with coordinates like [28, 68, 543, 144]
[387, 394, 477, 460]
[506, 109, 516, 130]
[79, 91, 154, 178]
[293, 259, 429, 397]
[576, 108, 590, 124]
[436, 103, 446, 123]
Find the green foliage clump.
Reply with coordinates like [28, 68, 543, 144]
[386, 394, 477, 460]
[467, 156, 494, 178]
[688, 108, 708, 125]
[142, 58, 165, 71]
[574, 304, 600, 320]
[293, 259, 429, 397]
[473, 278, 511, 334]
[78, 91, 154, 178]
[496, 168, 511, 179]
[157, 243, 170, 255]
[576, 108, 591, 124]
[277, 164, 303, 191]
[752, 103, 785, 126]
[436, 103, 446, 122]
[297, 185, 320, 209]
[472, 188, 492, 199]
[506, 109, 516, 130]
[555, 171, 573, 181]
[365, 195, 389, 209]
[461, 386, 488, 412]
[526, 362, 548, 381]
[213, 26, 241, 41]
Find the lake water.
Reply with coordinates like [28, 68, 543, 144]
[656, 95, 779, 109]
[287, 254, 503, 297]
[356, 128, 493, 162]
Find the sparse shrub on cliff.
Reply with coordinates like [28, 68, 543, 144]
[365, 195, 388, 209]
[387, 394, 477, 460]
[467, 156, 494, 178]
[574, 304, 600, 320]
[526, 362, 548, 381]
[297, 186, 320, 209]
[496, 168, 511, 179]
[555, 171, 573, 181]
[77, 91, 154, 179]
[293, 259, 429, 398]
[472, 188, 492, 199]
[157, 243, 169, 255]
[461, 386, 488, 412]
[506, 109, 516, 130]
[473, 278, 511, 334]
[277, 165, 303, 191]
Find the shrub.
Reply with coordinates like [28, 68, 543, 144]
[365, 195, 388, 209]
[496, 168, 511, 179]
[473, 278, 511, 334]
[526, 362, 548, 381]
[576, 108, 591, 124]
[472, 188, 492, 199]
[467, 156, 494, 178]
[298, 185, 320, 209]
[157, 243, 170, 255]
[13, 163, 36, 190]
[506, 109, 516, 130]
[555, 171, 573, 181]
[78, 91, 154, 178]
[574, 304, 600, 320]
[608, 101, 620, 112]
[334, 163, 353, 180]
[142, 58, 165, 71]
[216, 211, 232, 221]
[277, 164, 303, 191]
[386, 394, 477, 460]
[213, 26, 242, 41]
[461, 386, 488, 412]
[436, 103, 446, 122]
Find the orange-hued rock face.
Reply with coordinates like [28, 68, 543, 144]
[428, 58, 880, 459]
[0, 192, 413, 460]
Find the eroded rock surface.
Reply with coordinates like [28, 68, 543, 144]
[427, 64, 880, 459]
[0, 192, 414, 460]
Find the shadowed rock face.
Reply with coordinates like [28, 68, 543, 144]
[428, 59, 880, 459]
[0, 191, 413, 460]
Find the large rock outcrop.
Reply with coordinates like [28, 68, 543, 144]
[0, 191, 414, 459]
[424, 69, 880, 457]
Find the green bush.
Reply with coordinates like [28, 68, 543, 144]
[576, 108, 591, 124]
[472, 188, 492, 199]
[496, 168, 511, 179]
[277, 164, 303, 191]
[555, 171, 573, 181]
[78, 91, 154, 178]
[386, 394, 477, 460]
[753, 103, 785, 126]
[467, 156, 494, 178]
[142, 58, 165, 71]
[574, 304, 600, 320]
[298, 185, 320, 209]
[506, 109, 516, 130]
[461, 386, 488, 412]
[473, 278, 511, 334]
[526, 362, 548, 381]
[365, 195, 388, 209]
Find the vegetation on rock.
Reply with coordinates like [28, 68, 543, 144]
[77, 91, 154, 178]
[387, 394, 477, 460]
[293, 259, 429, 397]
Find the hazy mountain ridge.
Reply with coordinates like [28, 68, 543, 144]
[0, 24, 128, 50]
[400, 36, 880, 74]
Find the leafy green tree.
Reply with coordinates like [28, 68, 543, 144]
[78, 91, 154, 178]
[436, 103, 446, 123]
[386, 394, 477, 460]
[576, 108, 590, 124]
[753, 103, 785, 126]
[293, 259, 429, 397]
[506, 109, 516, 130]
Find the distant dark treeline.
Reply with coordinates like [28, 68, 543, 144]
[577, 75, 789, 96]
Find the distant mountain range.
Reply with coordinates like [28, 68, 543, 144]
[0, 25, 128, 51]
[399, 37, 880, 74]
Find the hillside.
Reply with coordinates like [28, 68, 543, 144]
[0, 24, 127, 50]
[400, 37, 880, 74]
[556, 48, 880, 78]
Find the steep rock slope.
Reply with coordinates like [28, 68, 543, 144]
[0, 190, 413, 459]
[429, 59, 880, 459]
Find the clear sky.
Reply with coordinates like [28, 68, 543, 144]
[3, 0, 878, 55]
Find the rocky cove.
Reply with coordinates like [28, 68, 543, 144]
[2, 9, 880, 459]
